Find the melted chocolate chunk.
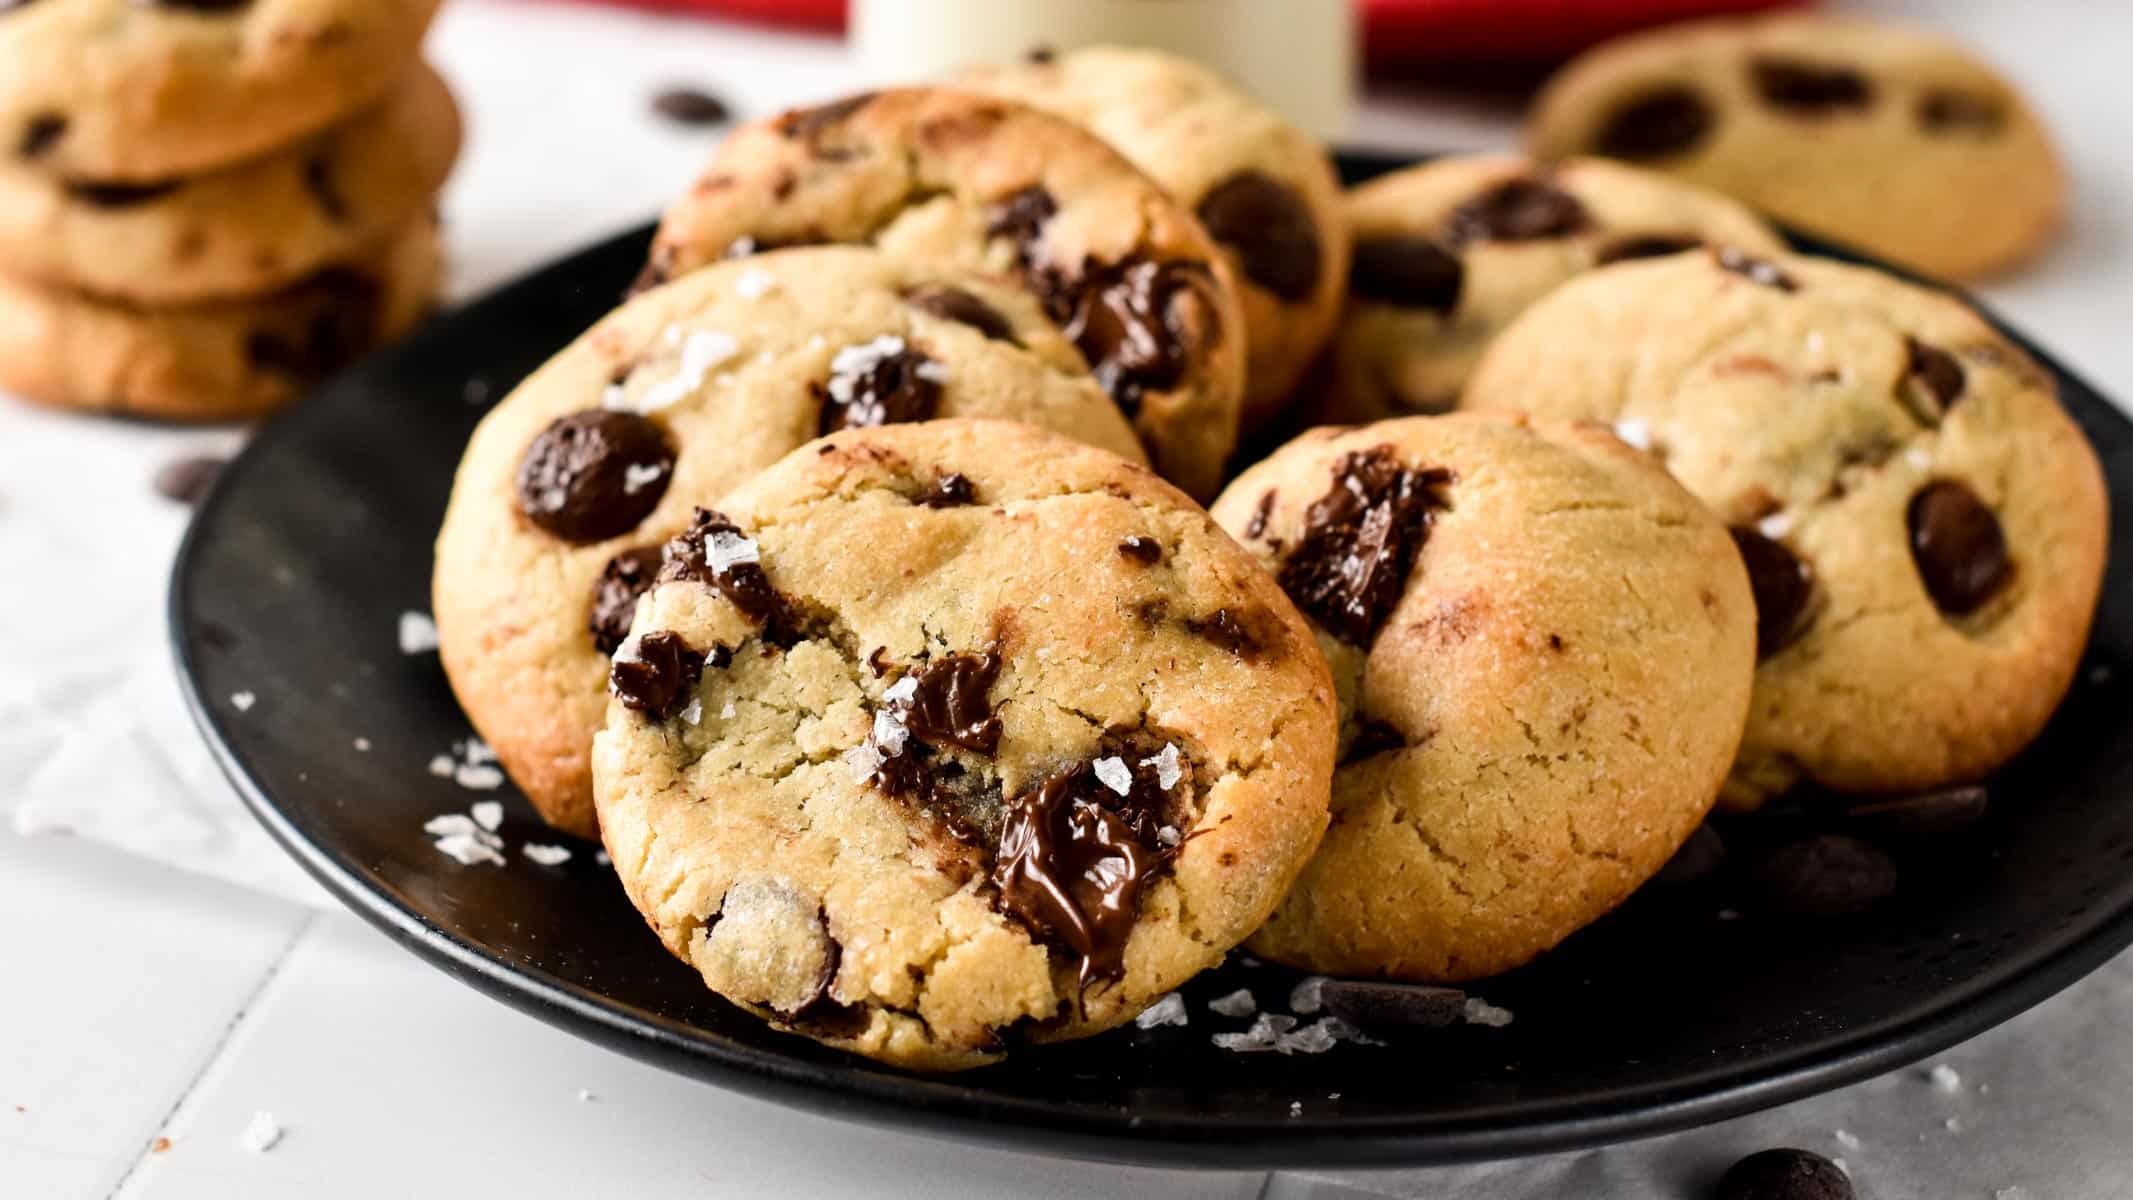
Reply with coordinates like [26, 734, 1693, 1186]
[1759, 835, 1897, 917]
[651, 86, 732, 126]
[1918, 88, 2005, 135]
[917, 472, 976, 508]
[903, 283, 1017, 344]
[660, 508, 788, 628]
[302, 156, 349, 222]
[1276, 447, 1452, 646]
[609, 630, 707, 718]
[1318, 979, 1467, 1030]
[816, 342, 942, 434]
[1730, 528, 1815, 659]
[1717, 1149, 1855, 1200]
[1907, 480, 2011, 615]
[1052, 258, 1216, 415]
[1716, 246, 1799, 292]
[985, 185, 1058, 268]
[514, 411, 675, 543]
[777, 92, 875, 140]
[1444, 177, 1591, 246]
[1117, 536, 1161, 565]
[588, 545, 666, 655]
[1848, 784, 1990, 838]
[152, 454, 225, 505]
[66, 179, 180, 207]
[1195, 169, 1323, 300]
[1594, 87, 1714, 160]
[1903, 337, 1966, 422]
[18, 112, 65, 160]
[893, 652, 1004, 754]
[1349, 236, 1463, 312]
[1244, 490, 1276, 540]
[1185, 607, 1263, 660]
[1750, 56, 1874, 115]
[1594, 232, 1702, 265]
[992, 762, 1169, 989]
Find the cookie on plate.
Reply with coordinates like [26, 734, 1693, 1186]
[0, 214, 439, 421]
[958, 45, 1348, 432]
[636, 86, 1248, 500]
[1212, 414, 1753, 981]
[590, 419, 1337, 1069]
[434, 247, 1151, 839]
[1463, 248, 2107, 809]
[1525, 13, 2063, 279]
[1318, 154, 1782, 423]
[1, 0, 445, 182]
[0, 62, 459, 304]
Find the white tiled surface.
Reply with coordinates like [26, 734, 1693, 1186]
[3, 1, 2131, 1197]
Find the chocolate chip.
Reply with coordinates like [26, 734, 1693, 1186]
[651, 86, 732, 126]
[1349, 236, 1463, 312]
[1907, 480, 2011, 615]
[152, 454, 225, 505]
[1185, 607, 1264, 660]
[892, 652, 1004, 754]
[1730, 528, 1815, 659]
[1750, 56, 1874, 115]
[1025, 44, 1056, 64]
[1848, 784, 1990, 838]
[1342, 717, 1407, 763]
[609, 630, 707, 718]
[1594, 232, 1702, 265]
[993, 761, 1171, 988]
[1317, 979, 1467, 1030]
[1277, 447, 1452, 646]
[1918, 88, 2006, 135]
[1244, 490, 1276, 540]
[1444, 177, 1591, 246]
[903, 283, 1018, 344]
[1902, 337, 1965, 423]
[302, 156, 350, 223]
[1758, 835, 1897, 917]
[1118, 536, 1161, 565]
[65, 179, 180, 207]
[815, 341, 943, 434]
[241, 269, 384, 380]
[1593, 87, 1713, 160]
[1716, 246, 1799, 292]
[1049, 258, 1216, 416]
[514, 411, 675, 543]
[985, 185, 1058, 269]
[18, 112, 65, 160]
[777, 92, 875, 140]
[588, 545, 666, 655]
[1195, 169, 1323, 300]
[660, 508, 788, 628]
[1715, 1148, 1856, 1200]
[918, 472, 976, 508]
[1653, 823, 1726, 885]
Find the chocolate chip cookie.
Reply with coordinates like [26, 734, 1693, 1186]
[1211, 413, 1754, 980]
[434, 247, 1152, 838]
[958, 46, 1348, 432]
[0, 213, 438, 421]
[0, 62, 459, 304]
[590, 419, 1336, 1069]
[637, 86, 1248, 499]
[1526, 13, 2064, 279]
[1463, 249, 2107, 809]
[1317, 154, 1782, 423]
[1, 0, 445, 182]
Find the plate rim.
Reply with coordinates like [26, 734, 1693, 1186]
[167, 188, 2133, 1171]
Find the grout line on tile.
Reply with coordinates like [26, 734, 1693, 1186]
[100, 908, 321, 1200]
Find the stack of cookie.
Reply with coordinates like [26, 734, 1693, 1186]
[0, 0, 455, 421]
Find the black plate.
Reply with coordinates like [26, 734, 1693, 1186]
[171, 151, 2133, 1169]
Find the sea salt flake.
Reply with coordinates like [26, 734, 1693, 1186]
[1092, 756, 1134, 796]
[1156, 825, 1182, 848]
[1288, 1101, 1303, 1117]
[720, 700, 737, 719]
[679, 697, 703, 725]
[1945, 1116, 1963, 1132]
[2090, 664, 2113, 685]
[1834, 1129, 1862, 1150]
[601, 383, 630, 410]
[622, 462, 667, 494]
[705, 530, 760, 573]
[577, 1089, 598, 1103]
[734, 267, 777, 299]
[523, 843, 573, 866]
[845, 743, 885, 782]
[1211, 1013, 1297, 1053]
[398, 610, 440, 654]
[872, 710, 910, 757]
[882, 676, 919, 704]
[238, 1111, 283, 1154]
[455, 763, 506, 791]
[1463, 997, 1514, 1028]
[1282, 1022, 1339, 1055]
[1134, 993, 1189, 1029]
[631, 330, 740, 412]
[1208, 988, 1258, 1018]
[463, 738, 497, 766]
[433, 833, 506, 867]
[1141, 743, 1182, 790]
[1289, 976, 1327, 1016]
[423, 814, 481, 838]
[1833, 1158, 1849, 1176]
[1930, 1064, 1962, 1092]
[428, 754, 456, 778]
[914, 360, 951, 385]
[1756, 511, 1794, 540]
[595, 850, 611, 866]
[1612, 418, 1652, 451]
[1905, 446, 1934, 471]
[470, 800, 504, 832]
[353, 737, 372, 752]
[230, 691, 256, 712]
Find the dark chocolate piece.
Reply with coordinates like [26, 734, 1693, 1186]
[513, 410, 675, 543]
[588, 545, 666, 655]
[660, 508, 788, 628]
[1317, 979, 1467, 1030]
[816, 341, 943, 434]
[1195, 169, 1323, 300]
[993, 761, 1169, 988]
[1444, 177, 1591, 245]
[1907, 480, 2011, 615]
[1593, 87, 1714, 160]
[1594, 232, 1702, 265]
[1117, 536, 1161, 565]
[1750, 56, 1874, 115]
[894, 653, 1004, 755]
[1918, 88, 2005, 135]
[903, 283, 1017, 343]
[1715, 1148, 1856, 1200]
[1349, 236, 1463, 312]
[917, 472, 976, 508]
[652, 86, 732, 126]
[1729, 527, 1815, 659]
[1276, 447, 1452, 645]
[609, 630, 707, 718]
[1903, 337, 1965, 422]
[1049, 258, 1217, 416]
[1758, 835, 1897, 917]
[1847, 784, 1989, 838]
[1653, 823, 1726, 886]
